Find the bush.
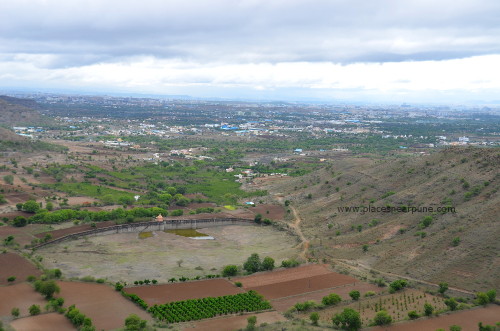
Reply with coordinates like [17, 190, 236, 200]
[262, 256, 275, 271]
[373, 310, 392, 325]
[235, 281, 243, 287]
[322, 293, 342, 306]
[12, 216, 27, 227]
[281, 259, 300, 268]
[243, 253, 262, 274]
[364, 291, 376, 297]
[408, 310, 419, 319]
[29, 304, 41, 316]
[476, 292, 490, 306]
[222, 265, 238, 277]
[7, 276, 16, 282]
[34, 280, 60, 299]
[389, 279, 408, 293]
[124, 314, 147, 331]
[310, 312, 319, 325]
[332, 308, 361, 331]
[423, 302, 434, 316]
[444, 298, 458, 311]
[11, 307, 20, 318]
[349, 290, 360, 301]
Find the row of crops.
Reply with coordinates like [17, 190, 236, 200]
[147, 291, 272, 323]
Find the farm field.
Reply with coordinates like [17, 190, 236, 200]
[0, 253, 42, 285]
[182, 311, 286, 331]
[307, 289, 448, 326]
[124, 278, 244, 305]
[0, 283, 46, 316]
[38, 225, 299, 283]
[235, 264, 333, 288]
[247, 272, 357, 300]
[368, 304, 500, 331]
[56, 281, 151, 331]
[271, 281, 382, 312]
[10, 312, 76, 331]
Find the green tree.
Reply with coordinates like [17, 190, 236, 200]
[438, 282, 449, 295]
[222, 265, 238, 277]
[246, 315, 257, 331]
[7, 276, 16, 282]
[362, 244, 369, 252]
[11, 307, 20, 318]
[3, 175, 14, 185]
[423, 302, 434, 316]
[332, 308, 362, 330]
[449, 325, 462, 331]
[476, 292, 490, 306]
[310, 312, 320, 326]
[373, 310, 392, 325]
[124, 314, 147, 331]
[243, 253, 261, 273]
[389, 279, 408, 293]
[485, 289, 496, 303]
[262, 256, 275, 271]
[29, 304, 41, 316]
[322, 293, 342, 306]
[444, 298, 458, 311]
[254, 214, 262, 224]
[12, 216, 27, 227]
[46, 201, 54, 211]
[407, 310, 419, 319]
[34, 280, 60, 299]
[23, 200, 40, 213]
[349, 290, 360, 301]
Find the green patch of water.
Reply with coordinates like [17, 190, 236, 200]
[165, 229, 209, 237]
[138, 231, 153, 239]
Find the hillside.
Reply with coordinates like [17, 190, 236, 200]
[0, 95, 42, 125]
[262, 147, 499, 292]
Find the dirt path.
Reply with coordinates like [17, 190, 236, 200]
[275, 195, 309, 260]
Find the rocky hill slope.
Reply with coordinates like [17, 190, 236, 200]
[264, 147, 499, 292]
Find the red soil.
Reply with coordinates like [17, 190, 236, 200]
[0, 283, 46, 316]
[271, 281, 382, 312]
[0, 253, 42, 285]
[368, 304, 500, 331]
[234, 264, 333, 288]
[10, 312, 76, 331]
[182, 311, 286, 331]
[56, 281, 151, 331]
[0, 225, 37, 247]
[247, 272, 356, 300]
[248, 204, 286, 221]
[35, 221, 116, 240]
[124, 279, 244, 306]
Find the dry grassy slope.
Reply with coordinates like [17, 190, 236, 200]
[0, 95, 42, 125]
[267, 147, 499, 292]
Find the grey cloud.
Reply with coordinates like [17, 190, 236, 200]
[1, 0, 500, 67]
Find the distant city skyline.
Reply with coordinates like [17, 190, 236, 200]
[1, 0, 500, 104]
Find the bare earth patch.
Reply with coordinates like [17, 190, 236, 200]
[0, 253, 42, 285]
[0, 283, 46, 316]
[10, 312, 76, 331]
[124, 279, 244, 306]
[56, 281, 151, 331]
[38, 225, 299, 283]
[182, 311, 286, 331]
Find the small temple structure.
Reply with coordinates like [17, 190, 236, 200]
[155, 214, 164, 222]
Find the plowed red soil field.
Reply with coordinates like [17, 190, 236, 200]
[0, 225, 36, 247]
[0, 252, 42, 285]
[247, 272, 356, 299]
[183, 311, 286, 331]
[35, 221, 115, 240]
[124, 279, 244, 306]
[249, 204, 285, 221]
[10, 312, 76, 331]
[368, 304, 500, 331]
[57, 281, 151, 331]
[0, 283, 46, 316]
[271, 281, 382, 312]
[234, 264, 332, 288]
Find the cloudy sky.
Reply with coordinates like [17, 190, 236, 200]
[1, 0, 500, 103]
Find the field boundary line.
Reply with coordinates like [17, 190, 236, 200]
[268, 281, 356, 302]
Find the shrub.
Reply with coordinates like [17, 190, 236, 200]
[423, 303, 434, 316]
[349, 290, 360, 301]
[389, 279, 408, 293]
[7, 276, 16, 282]
[332, 308, 361, 331]
[262, 256, 275, 271]
[222, 265, 238, 277]
[322, 293, 341, 306]
[11, 307, 20, 318]
[235, 281, 243, 287]
[364, 291, 376, 297]
[124, 314, 147, 331]
[243, 253, 262, 274]
[310, 312, 319, 326]
[373, 310, 392, 325]
[444, 298, 458, 311]
[29, 304, 41, 316]
[281, 259, 300, 268]
[476, 292, 490, 306]
[408, 310, 419, 319]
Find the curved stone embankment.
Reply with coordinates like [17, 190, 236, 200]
[34, 218, 253, 249]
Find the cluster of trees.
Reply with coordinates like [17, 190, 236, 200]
[65, 305, 95, 331]
[148, 291, 271, 323]
[389, 279, 408, 293]
[133, 279, 158, 286]
[243, 253, 275, 274]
